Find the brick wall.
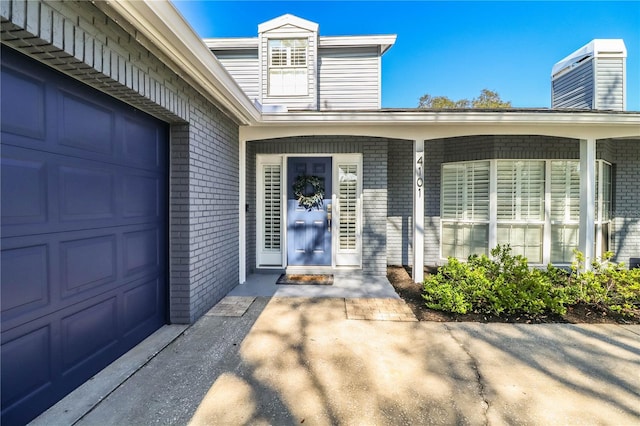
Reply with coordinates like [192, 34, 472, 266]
[387, 140, 413, 265]
[2, 0, 240, 323]
[610, 139, 640, 264]
[247, 135, 399, 276]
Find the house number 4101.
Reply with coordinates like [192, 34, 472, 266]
[416, 155, 424, 197]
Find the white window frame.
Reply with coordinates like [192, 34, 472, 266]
[440, 159, 612, 265]
[267, 38, 308, 96]
[256, 155, 284, 267]
[333, 154, 363, 268]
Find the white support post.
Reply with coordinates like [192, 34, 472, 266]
[578, 138, 596, 271]
[413, 140, 425, 283]
[239, 136, 247, 283]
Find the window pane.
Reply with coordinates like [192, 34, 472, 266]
[497, 224, 543, 263]
[551, 161, 580, 221]
[551, 224, 578, 263]
[442, 223, 488, 260]
[442, 165, 463, 219]
[441, 162, 489, 220]
[497, 161, 545, 221]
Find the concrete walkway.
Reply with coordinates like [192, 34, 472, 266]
[32, 296, 640, 426]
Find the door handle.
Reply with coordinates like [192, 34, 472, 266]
[327, 204, 332, 232]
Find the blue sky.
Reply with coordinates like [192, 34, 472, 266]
[173, 1, 640, 110]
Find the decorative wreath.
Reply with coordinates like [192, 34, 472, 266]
[293, 175, 325, 211]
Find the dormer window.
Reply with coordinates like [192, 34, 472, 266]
[268, 39, 308, 96]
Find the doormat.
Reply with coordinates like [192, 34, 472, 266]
[276, 274, 334, 285]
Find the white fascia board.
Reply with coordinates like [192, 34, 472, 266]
[319, 35, 397, 55]
[204, 37, 259, 50]
[245, 111, 640, 141]
[104, 0, 260, 125]
[552, 39, 627, 77]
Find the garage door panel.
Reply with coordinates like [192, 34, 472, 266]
[123, 228, 159, 276]
[1, 325, 53, 411]
[0, 244, 49, 318]
[58, 90, 115, 155]
[123, 174, 161, 218]
[2, 223, 164, 332]
[59, 164, 116, 221]
[61, 297, 118, 373]
[123, 278, 161, 335]
[122, 116, 161, 168]
[60, 234, 117, 296]
[1, 156, 48, 226]
[0, 64, 46, 140]
[1, 145, 164, 239]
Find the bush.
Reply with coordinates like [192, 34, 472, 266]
[565, 251, 640, 317]
[423, 246, 567, 316]
[423, 246, 640, 318]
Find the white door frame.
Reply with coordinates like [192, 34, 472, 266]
[255, 153, 363, 270]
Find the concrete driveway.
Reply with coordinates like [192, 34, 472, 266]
[32, 297, 640, 425]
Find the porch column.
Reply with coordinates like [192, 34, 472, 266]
[413, 139, 425, 283]
[578, 138, 596, 271]
[239, 135, 247, 283]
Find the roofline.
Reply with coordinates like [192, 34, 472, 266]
[258, 14, 318, 33]
[99, 0, 260, 125]
[243, 109, 640, 141]
[319, 35, 397, 55]
[204, 34, 397, 54]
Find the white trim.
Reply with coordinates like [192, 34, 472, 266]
[413, 140, 425, 283]
[239, 137, 247, 283]
[256, 155, 285, 268]
[333, 154, 363, 268]
[319, 35, 397, 55]
[258, 14, 318, 33]
[579, 139, 597, 270]
[543, 161, 552, 265]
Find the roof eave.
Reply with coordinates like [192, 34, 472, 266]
[100, 0, 260, 125]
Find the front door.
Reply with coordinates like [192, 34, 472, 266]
[287, 157, 332, 266]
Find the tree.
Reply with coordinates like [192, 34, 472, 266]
[418, 89, 511, 109]
[471, 89, 512, 108]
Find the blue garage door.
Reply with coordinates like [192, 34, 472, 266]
[1, 47, 168, 425]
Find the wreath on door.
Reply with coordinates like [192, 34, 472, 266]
[293, 175, 325, 211]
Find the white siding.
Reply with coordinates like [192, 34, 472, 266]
[595, 58, 625, 111]
[552, 59, 594, 109]
[318, 47, 380, 110]
[214, 50, 260, 101]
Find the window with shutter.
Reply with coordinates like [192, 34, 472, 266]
[263, 164, 282, 252]
[268, 39, 308, 96]
[441, 158, 612, 264]
[257, 157, 283, 267]
[441, 161, 489, 259]
[550, 161, 580, 263]
[338, 164, 358, 251]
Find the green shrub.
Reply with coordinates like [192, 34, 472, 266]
[423, 246, 640, 319]
[567, 251, 640, 317]
[423, 245, 567, 316]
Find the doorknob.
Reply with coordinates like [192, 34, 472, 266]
[327, 203, 332, 232]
